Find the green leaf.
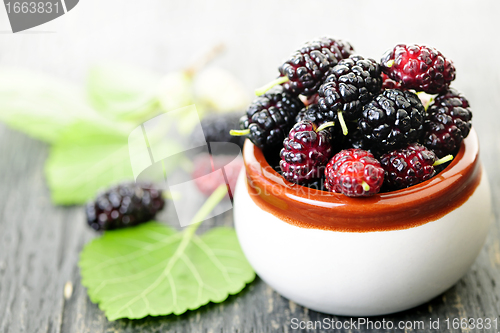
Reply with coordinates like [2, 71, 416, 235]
[44, 116, 185, 205]
[0, 68, 100, 143]
[79, 222, 255, 320]
[87, 64, 162, 123]
[44, 120, 134, 205]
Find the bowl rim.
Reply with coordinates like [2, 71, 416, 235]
[241, 128, 482, 232]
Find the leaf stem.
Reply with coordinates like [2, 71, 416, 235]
[111, 184, 229, 318]
[255, 76, 289, 96]
[183, 184, 228, 236]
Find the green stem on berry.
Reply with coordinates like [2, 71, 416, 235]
[361, 181, 370, 192]
[433, 154, 454, 167]
[337, 111, 348, 135]
[424, 97, 434, 111]
[416, 91, 434, 111]
[230, 129, 250, 136]
[316, 121, 335, 133]
[255, 76, 290, 96]
[385, 59, 395, 68]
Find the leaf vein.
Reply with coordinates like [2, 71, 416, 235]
[167, 274, 178, 311]
[85, 233, 181, 272]
[113, 224, 193, 316]
[211, 249, 241, 258]
[180, 254, 204, 304]
[193, 236, 233, 284]
[92, 257, 169, 295]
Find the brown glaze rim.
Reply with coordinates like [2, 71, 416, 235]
[243, 128, 482, 232]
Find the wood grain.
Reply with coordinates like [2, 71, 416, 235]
[1, 0, 500, 332]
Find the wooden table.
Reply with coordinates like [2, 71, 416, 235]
[1, 1, 500, 332]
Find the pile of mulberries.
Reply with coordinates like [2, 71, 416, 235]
[235, 39, 472, 197]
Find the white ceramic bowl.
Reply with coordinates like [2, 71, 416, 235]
[233, 128, 492, 316]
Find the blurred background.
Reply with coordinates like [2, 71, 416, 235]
[1, 0, 497, 163]
[1, 0, 500, 332]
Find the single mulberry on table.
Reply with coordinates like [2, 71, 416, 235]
[86, 182, 165, 231]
